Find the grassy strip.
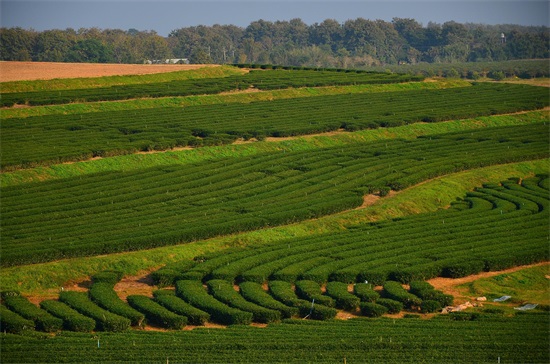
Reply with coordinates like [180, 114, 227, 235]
[2, 110, 546, 188]
[0, 65, 239, 93]
[0, 79, 470, 119]
[458, 264, 550, 305]
[1, 159, 547, 296]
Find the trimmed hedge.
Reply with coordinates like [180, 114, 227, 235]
[268, 281, 337, 320]
[376, 298, 404, 314]
[58, 291, 130, 332]
[421, 300, 443, 313]
[353, 283, 380, 302]
[360, 302, 388, 317]
[207, 280, 281, 323]
[40, 300, 96, 332]
[176, 280, 253, 325]
[441, 260, 485, 278]
[382, 281, 422, 309]
[151, 260, 196, 287]
[89, 282, 145, 326]
[91, 270, 124, 286]
[294, 280, 335, 307]
[0, 305, 35, 333]
[127, 295, 187, 329]
[153, 291, 210, 326]
[2, 296, 63, 332]
[409, 281, 454, 307]
[238, 282, 298, 319]
[325, 282, 360, 310]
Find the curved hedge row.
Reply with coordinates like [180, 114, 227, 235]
[0, 306, 35, 334]
[89, 283, 145, 326]
[127, 295, 187, 329]
[39, 300, 96, 332]
[238, 282, 298, 319]
[153, 291, 210, 326]
[2, 296, 62, 332]
[175, 280, 253, 325]
[207, 280, 281, 323]
[58, 291, 130, 332]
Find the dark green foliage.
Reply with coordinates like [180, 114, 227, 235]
[360, 302, 388, 317]
[268, 281, 336, 320]
[324, 282, 360, 310]
[91, 270, 124, 286]
[409, 281, 454, 307]
[39, 300, 96, 332]
[0, 291, 21, 299]
[448, 312, 481, 321]
[2, 296, 62, 332]
[127, 295, 187, 329]
[421, 300, 442, 313]
[153, 292, 210, 326]
[376, 298, 403, 314]
[238, 282, 298, 319]
[207, 280, 281, 323]
[151, 260, 195, 287]
[442, 260, 485, 278]
[0, 306, 35, 333]
[382, 281, 422, 309]
[89, 283, 145, 326]
[294, 280, 335, 307]
[353, 283, 380, 302]
[175, 280, 253, 325]
[58, 291, 130, 332]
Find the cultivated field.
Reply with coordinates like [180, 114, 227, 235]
[0, 61, 548, 363]
[0, 61, 219, 82]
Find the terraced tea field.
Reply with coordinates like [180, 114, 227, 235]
[0, 63, 548, 363]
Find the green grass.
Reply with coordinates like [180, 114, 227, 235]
[2, 109, 546, 188]
[0, 65, 243, 93]
[0, 78, 470, 119]
[1, 159, 547, 296]
[460, 264, 550, 305]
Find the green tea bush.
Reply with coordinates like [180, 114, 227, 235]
[442, 260, 485, 278]
[2, 296, 63, 332]
[421, 300, 442, 313]
[325, 281, 360, 310]
[376, 298, 403, 314]
[295, 280, 335, 308]
[91, 270, 124, 286]
[176, 280, 252, 325]
[207, 280, 281, 323]
[153, 292, 210, 325]
[58, 291, 130, 332]
[40, 300, 96, 332]
[89, 283, 145, 326]
[360, 302, 388, 317]
[238, 282, 298, 319]
[127, 295, 187, 329]
[353, 283, 380, 302]
[382, 281, 422, 309]
[0, 306, 35, 333]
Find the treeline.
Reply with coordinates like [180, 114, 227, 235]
[1, 18, 548, 67]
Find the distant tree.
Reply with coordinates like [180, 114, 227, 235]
[66, 38, 114, 63]
[189, 48, 213, 64]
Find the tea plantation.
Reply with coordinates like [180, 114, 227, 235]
[1, 65, 548, 363]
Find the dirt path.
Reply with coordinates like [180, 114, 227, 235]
[0, 61, 219, 82]
[427, 261, 550, 304]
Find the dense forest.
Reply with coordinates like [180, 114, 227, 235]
[1, 18, 548, 68]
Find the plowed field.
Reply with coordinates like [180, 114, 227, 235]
[0, 61, 219, 81]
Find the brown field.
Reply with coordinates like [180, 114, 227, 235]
[0, 61, 220, 82]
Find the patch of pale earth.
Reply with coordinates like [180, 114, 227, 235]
[0, 61, 219, 82]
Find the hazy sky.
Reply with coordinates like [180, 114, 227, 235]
[1, 0, 548, 36]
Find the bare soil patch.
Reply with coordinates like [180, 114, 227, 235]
[0, 61, 219, 82]
[114, 271, 157, 301]
[427, 262, 549, 304]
